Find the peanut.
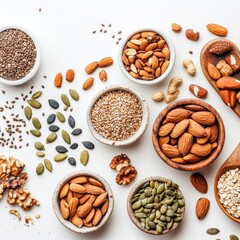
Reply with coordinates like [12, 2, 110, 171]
[167, 77, 183, 94]
[183, 59, 196, 76]
[152, 91, 165, 102]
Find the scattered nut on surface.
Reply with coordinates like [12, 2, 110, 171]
[9, 209, 21, 220]
[152, 91, 165, 102]
[189, 84, 208, 98]
[171, 23, 182, 32]
[185, 29, 200, 41]
[183, 59, 196, 76]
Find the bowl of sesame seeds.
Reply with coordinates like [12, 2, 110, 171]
[87, 85, 150, 146]
[0, 26, 40, 86]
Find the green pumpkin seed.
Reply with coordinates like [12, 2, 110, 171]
[144, 189, 152, 197]
[138, 193, 146, 200]
[32, 117, 41, 130]
[173, 216, 183, 222]
[27, 99, 42, 109]
[143, 208, 151, 213]
[154, 196, 159, 203]
[46, 133, 57, 143]
[157, 183, 165, 194]
[230, 235, 239, 240]
[167, 219, 173, 229]
[178, 199, 185, 207]
[54, 153, 68, 162]
[171, 182, 178, 189]
[157, 220, 165, 228]
[160, 215, 166, 221]
[149, 221, 156, 229]
[135, 207, 143, 213]
[166, 209, 174, 217]
[36, 163, 44, 175]
[36, 151, 45, 157]
[34, 142, 44, 150]
[156, 224, 163, 234]
[80, 150, 89, 166]
[156, 210, 161, 219]
[135, 212, 146, 218]
[166, 180, 172, 188]
[160, 204, 167, 214]
[30, 129, 41, 137]
[165, 189, 174, 196]
[154, 181, 160, 188]
[142, 182, 150, 189]
[132, 200, 142, 210]
[31, 91, 42, 99]
[61, 94, 71, 107]
[145, 225, 150, 230]
[161, 199, 173, 205]
[148, 196, 154, 204]
[56, 111, 65, 123]
[69, 89, 79, 101]
[159, 192, 165, 201]
[44, 159, 53, 172]
[206, 228, 220, 235]
[172, 202, 179, 212]
[24, 106, 32, 120]
[140, 222, 145, 228]
[145, 203, 153, 209]
[140, 218, 145, 223]
[150, 180, 155, 189]
[141, 198, 148, 206]
[152, 188, 157, 196]
[165, 216, 171, 222]
[149, 213, 155, 221]
[62, 130, 71, 144]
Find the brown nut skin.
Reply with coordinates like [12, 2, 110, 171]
[185, 29, 200, 41]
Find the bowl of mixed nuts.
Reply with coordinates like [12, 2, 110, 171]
[0, 25, 40, 86]
[118, 28, 175, 85]
[52, 170, 114, 233]
[87, 84, 149, 146]
[127, 176, 185, 235]
[152, 98, 225, 171]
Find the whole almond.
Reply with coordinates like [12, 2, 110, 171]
[79, 194, 91, 205]
[85, 208, 96, 223]
[191, 111, 216, 125]
[219, 89, 236, 108]
[93, 192, 108, 207]
[69, 197, 79, 217]
[85, 61, 99, 74]
[166, 108, 192, 123]
[209, 124, 219, 143]
[190, 143, 212, 157]
[98, 57, 113, 67]
[190, 172, 208, 193]
[92, 209, 103, 226]
[183, 153, 202, 163]
[170, 119, 190, 138]
[54, 72, 63, 88]
[216, 76, 240, 90]
[60, 199, 70, 219]
[85, 184, 105, 195]
[206, 23, 228, 37]
[196, 127, 211, 145]
[70, 176, 88, 184]
[69, 183, 87, 193]
[88, 177, 105, 189]
[210, 40, 232, 55]
[99, 70, 107, 81]
[71, 214, 83, 227]
[158, 136, 170, 147]
[185, 29, 200, 41]
[77, 201, 92, 218]
[101, 199, 109, 216]
[158, 122, 175, 137]
[82, 77, 94, 90]
[171, 23, 182, 32]
[66, 69, 75, 82]
[207, 63, 221, 80]
[161, 144, 181, 158]
[59, 183, 69, 199]
[196, 197, 210, 220]
[188, 119, 206, 138]
[178, 132, 193, 156]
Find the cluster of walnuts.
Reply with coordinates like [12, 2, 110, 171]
[110, 154, 137, 185]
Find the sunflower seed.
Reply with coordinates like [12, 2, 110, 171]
[54, 153, 68, 162]
[47, 114, 56, 124]
[24, 106, 32, 120]
[82, 141, 95, 150]
[56, 145, 68, 153]
[69, 89, 79, 101]
[49, 125, 60, 132]
[44, 159, 53, 172]
[61, 94, 71, 107]
[56, 111, 65, 123]
[27, 99, 42, 109]
[68, 157, 76, 166]
[36, 163, 44, 175]
[80, 150, 89, 166]
[46, 133, 57, 143]
[32, 117, 41, 130]
[70, 143, 78, 149]
[48, 99, 59, 109]
[36, 151, 45, 157]
[206, 228, 220, 235]
[71, 128, 82, 136]
[34, 142, 45, 150]
[31, 91, 42, 99]
[30, 129, 41, 137]
[68, 115, 75, 128]
[62, 130, 71, 144]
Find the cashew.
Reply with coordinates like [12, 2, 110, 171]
[152, 91, 165, 102]
[183, 59, 196, 76]
[167, 77, 183, 94]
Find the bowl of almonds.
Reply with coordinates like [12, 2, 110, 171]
[152, 99, 225, 171]
[118, 29, 175, 85]
[52, 170, 114, 233]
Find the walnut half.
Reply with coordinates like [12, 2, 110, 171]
[109, 154, 131, 171]
[115, 165, 137, 185]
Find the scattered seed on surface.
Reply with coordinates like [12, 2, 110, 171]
[71, 128, 82, 136]
[68, 157, 76, 166]
[32, 117, 41, 130]
[61, 94, 71, 107]
[49, 125, 60, 132]
[36, 151, 45, 157]
[46, 133, 57, 143]
[47, 114, 56, 124]
[44, 159, 53, 172]
[80, 150, 89, 166]
[62, 130, 71, 144]
[206, 228, 220, 235]
[34, 142, 44, 150]
[69, 89, 79, 101]
[27, 99, 42, 109]
[54, 153, 68, 162]
[36, 163, 44, 175]
[56, 145, 68, 153]
[24, 106, 32, 120]
[68, 115, 75, 129]
[56, 111, 65, 123]
[69, 143, 78, 149]
[30, 129, 41, 137]
[31, 91, 42, 99]
[48, 99, 59, 109]
[82, 141, 95, 150]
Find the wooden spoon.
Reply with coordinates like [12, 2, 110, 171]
[214, 143, 240, 223]
[200, 38, 240, 117]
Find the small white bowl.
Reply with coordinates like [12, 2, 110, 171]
[118, 28, 175, 85]
[87, 85, 150, 146]
[0, 25, 40, 86]
[52, 170, 114, 234]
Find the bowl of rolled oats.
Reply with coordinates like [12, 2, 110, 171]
[87, 85, 150, 146]
[118, 28, 175, 85]
[0, 26, 40, 86]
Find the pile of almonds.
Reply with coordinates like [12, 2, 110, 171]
[158, 105, 219, 164]
[122, 31, 170, 81]
[59, 175, 109, 228]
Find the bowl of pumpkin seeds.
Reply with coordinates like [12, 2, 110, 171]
[127, 176, 185, 235]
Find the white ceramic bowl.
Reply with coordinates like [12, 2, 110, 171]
[87, 84, 150, 146]
[0, 25, 40, 86]
[52, 170, 114, 234]
[118, 28, 175, 85]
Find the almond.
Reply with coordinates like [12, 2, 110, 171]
[59, 183, 69, 199]
[196, 127, 211, 145]
[166, 108, 192, 123]
[207, 63, 221, 80]
[190, 172, 208, 193]
[69, 183, 87, 193]
[122, 53, 130, 65]
[145, 43, 158, 52]
[209, 124, 219, 143]
[60, 199, 70, 219]
[196, 197, 210, 220]
[93, 192, 108, 207]
[158, 136, 170, 147]
[183, 153, 202, 163]
[69, 197, 79, 217]
[161, 60, 169, 74]
[85, 208, 95, 223]
[225, 54, 240, 72]
[216, 76, 240, 89]
[70, 176, 88, 184]
[101, 199, 109, 216]
[151, 55, 159, 69]
[66, 69, 75, 82]
[209, 40, 232, 55]
[171, 23, 182, 32]
[184, 104, 206, 111]
[54, 72, 63, 88]
[85, 184, 105, 195]
[161, 144, 181, 158]
[71, 214, 83, 227]
[88, 177, 105, 189]
[158, 122, 175, 137]
[98, 57, 113, 67]
[188, 119, 206, 137]
[92, 209, 103, 226]
[170, 119, 190, 138]
[82, 77, 94, 90]
[185, 29, 200, 41]
[206, 23, 228, 37]
[66, 190, 73, 204]
[178, 132, 193, 156]
[157, 40, 165, 49]
[77, 201, 92, 218]
[79, 194, 91, 205]
[190, 143, 212, 157]
[219, 89, 237, 108]
[85, 61, 99, 74]
[189, 84, 208, 98]
[171, 157, 186, 164]
[191, 111, 216, 125]
[99, 70, 108, 81]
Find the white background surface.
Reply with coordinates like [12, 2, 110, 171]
[0, 0, 240, 239]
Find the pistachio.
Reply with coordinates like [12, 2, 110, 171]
[27, 99, 42, 109]
[80, 150, 89, 166]
[36, 163, 44, 175]
[32, 117, 41, 130]
[61, 94, 71, 107]
[44, 159, 53, 172]
[24, 106, 32, 120]
[69, 89, 79, 101]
